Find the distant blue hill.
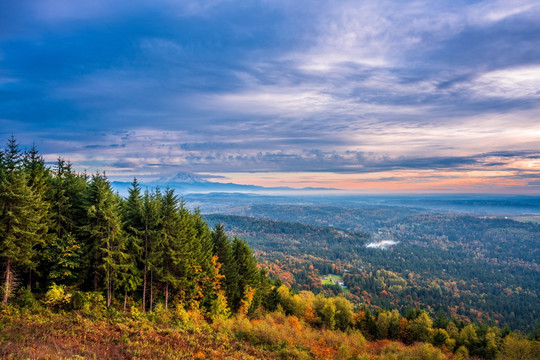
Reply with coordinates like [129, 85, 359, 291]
[111, 171, 338, 196]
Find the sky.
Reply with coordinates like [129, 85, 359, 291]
[1, 0, 540, 193]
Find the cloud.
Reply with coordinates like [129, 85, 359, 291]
[466, 66, 540, 99]
[1, 1, 540, 192]
[365, 240, 399, 249]
[467, 0, 539, 25]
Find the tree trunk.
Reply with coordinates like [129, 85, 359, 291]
[106, 226, 111, 307]
[28, 269, 32, 290]
[142, 262, 147, 312]
[165, 282, 169, 310]
[142, 221, 148, 312]
[124, 289, 128, 312]
[149, 269, 153, 312]
[107, 278, 111, 307]
[3, 258, 11, 304]
[93, 267, 99, 291]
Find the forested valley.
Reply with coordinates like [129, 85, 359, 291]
[1, 137, 539, 359]
[204, 213, 539, 332]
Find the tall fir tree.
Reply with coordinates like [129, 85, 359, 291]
[83, 173, 125, 306]
[44, 233, 82, 285]
[176, 202, 209, 307]
[192, 209, 220, 312]
[231, 237, 261, 314]
[0, 146, 5, 185]
[48, 158, 73, 238]
[0, 137, 48, 303]
[145, 188, 163, 312]
[4, 135, 21, 171]
[152, 188, 183, 310]
[44, 158, 87, 287]
[22, 144, 52, 289]
[211, 223, 239, 311]
[120, 179, 144, 310]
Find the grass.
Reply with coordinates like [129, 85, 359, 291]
[321, 274, 344, 286]
[0, 305, 454, 360]
[321, 274, 351, 293]
[0, 308, 279, 359]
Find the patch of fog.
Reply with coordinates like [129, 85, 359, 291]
[365, 240, 399, 249]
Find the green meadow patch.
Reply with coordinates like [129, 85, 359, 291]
[321, 274, 344, 286]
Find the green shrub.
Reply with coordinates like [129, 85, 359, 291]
[130, 304, 144, 320]
[381, 342, 444, 360]
[43, 284, 72, 310]
[172, 304, 190, 327]
[83, 291, 106, 315]
[70, 290, 86, 310]
[16, 288, 39, 309]
[70, 291, 106, 316]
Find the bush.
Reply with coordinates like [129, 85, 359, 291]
[70, 291, 106, 316]
[406, 343, 444, 360]
[129, 304, 144, 320]
[151, 302, 171, 325]
[43, 284, 72, 310]
[380, 342, 444, 360]
[84, 292, 106, 314]
[70, 291, 86, 310]
[16, 288, 39, 309]
[172, 304, 190, 327]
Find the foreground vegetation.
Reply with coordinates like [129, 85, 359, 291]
[2, 295, 539, 360]
[1, 137, 539, 359]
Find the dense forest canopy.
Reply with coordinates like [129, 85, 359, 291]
[204, 204, 539, 332]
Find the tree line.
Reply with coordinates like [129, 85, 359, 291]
[0, 136, 269, 316]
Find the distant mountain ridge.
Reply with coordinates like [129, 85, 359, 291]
[156, 171, 209, 184]
[111, 171, 338, 195]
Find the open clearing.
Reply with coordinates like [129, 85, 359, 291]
[321, 274, 344, 285]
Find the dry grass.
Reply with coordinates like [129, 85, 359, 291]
[0, 308, 278, 359]
[0, 307, 453, 360]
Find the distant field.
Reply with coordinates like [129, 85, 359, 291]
[321, 274, 344, 285]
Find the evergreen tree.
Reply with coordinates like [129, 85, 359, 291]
[0, 137, 47, 303]
[211, 224, 238, 311]
[44, 233, 82, 285]
[48, 158, 74, 238]
[409, 312, 434, 343]
[4, 135, 21, 171]
[152, 188, 183, 310]
[0, 146, 5, 186]
[23, 144, 49, 187]
[193, 209, 219, 312]
[142, 189, 161, 312]
[120, 179, 144, 310]
[175, 201, 202, 305]
[232, 237, 260, 313]
[83, 173, 125, 306]
[44, 158, 87, 287]
[22, 144, 52, 289]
